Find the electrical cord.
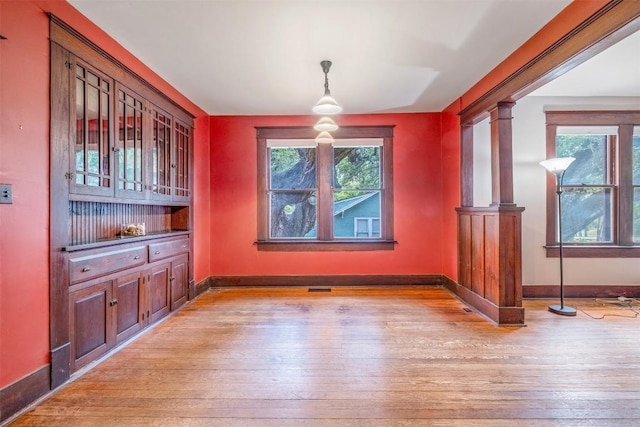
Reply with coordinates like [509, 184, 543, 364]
[577, 297, 640, 320]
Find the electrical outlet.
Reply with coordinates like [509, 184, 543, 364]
[0, 184, 13, 204]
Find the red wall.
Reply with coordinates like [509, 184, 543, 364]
[0, 1, 51, 388]
[209, 113, 446, 276]
[440, 104, 462, 281]
[0, 0, 210, 389]
[193, 116, 212, 283]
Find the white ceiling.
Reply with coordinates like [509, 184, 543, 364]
[67, 0, 638, 115]
[529, 28, 640, 97]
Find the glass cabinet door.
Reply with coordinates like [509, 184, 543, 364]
[173, 119, 191, 202]
[115, 84, 146, 199]
[70, 58, 114, 196]
[150, 105, 173, 201]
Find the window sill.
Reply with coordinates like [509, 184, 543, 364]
[545, 245, 640, 258]
[256, 240, 397, 252]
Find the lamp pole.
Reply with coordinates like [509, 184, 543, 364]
[540, 157, 576, 316]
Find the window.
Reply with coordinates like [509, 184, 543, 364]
[545, 111, 640, 257]
[256, 126, 394, 251]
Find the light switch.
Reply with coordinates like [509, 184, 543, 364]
[0, 184, 13, 204]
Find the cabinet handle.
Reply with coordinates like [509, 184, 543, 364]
[109, 299, 118, 306]
[81, 267, 91, 272]
[154, 251, 160, 255]
[169, 277, 175, 282]
[134, 255, 140, 260]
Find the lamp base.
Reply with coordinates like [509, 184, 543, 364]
[548, 304, 577, 316]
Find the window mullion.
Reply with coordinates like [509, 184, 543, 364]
[316, 143, 333, 240]
[618, 124, 634, 245]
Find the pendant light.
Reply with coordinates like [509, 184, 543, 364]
[313, 117, 339, 132]
[315, 131, 335, 144]
[312, 60, 342, 115]
[312, 60, 341, 143]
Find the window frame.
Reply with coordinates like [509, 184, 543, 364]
[256, 126, 395, 251]
[544, 111, 640, 257]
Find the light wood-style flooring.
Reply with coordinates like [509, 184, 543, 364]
[9, 287, 640, 426]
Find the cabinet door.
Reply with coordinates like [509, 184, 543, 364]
[149, 105, 173, 202]
[170, 255, 189, 311]
[69, 281, 114, 371]
[115, 84, 146, 200]
[173, 120, 192, 202]
[149, 262, 171, 323]
[69, 56, 114, 197]
[114, 271, 145, 344]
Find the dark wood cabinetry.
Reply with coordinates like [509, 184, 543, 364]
[67, 236, 189, 372]
[69, 281, 111, 370]
[50, 17, 195, 387]
[169, 255, 189, 310]
[114, 271, 145, 344]
[149, 261, 171, 323]
[148, 253, 189, 322]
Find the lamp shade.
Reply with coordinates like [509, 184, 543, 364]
[539, 157, 575, 174]
[313, 117, 339, 132]
[312, 94, 343, 115]
[315, 131, 335, 144]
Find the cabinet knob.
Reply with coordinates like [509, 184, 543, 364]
[109, 299, 118, 306]
[154, 251, 160, 255]
[81, 267, 91, 272]
[169, 277, 175, 282]
[134, 255, 140, 260]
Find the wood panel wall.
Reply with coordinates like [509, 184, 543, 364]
[447, 206, 525, 325]
[69, 202, 172, 245]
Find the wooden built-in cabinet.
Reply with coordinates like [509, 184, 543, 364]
[50, 16, 195, 387]
[67, 236, 189, 372]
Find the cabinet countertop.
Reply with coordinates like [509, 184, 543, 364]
[62, 230, 191, 253]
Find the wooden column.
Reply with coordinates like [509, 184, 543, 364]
[490, 101, 516, 206]
[450, 101, 524, 326]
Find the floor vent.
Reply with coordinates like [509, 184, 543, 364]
[308, 288, 332, 293]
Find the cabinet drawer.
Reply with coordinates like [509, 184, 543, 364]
[148, 238, 190, 262]
[70, 246, 146, 284]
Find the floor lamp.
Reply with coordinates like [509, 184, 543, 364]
[540, 157, 577, 316]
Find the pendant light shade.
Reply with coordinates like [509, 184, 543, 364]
[315, 131, 335, 144]
[313, 117, 339, 132]
[312, 96, 342, 115]
[312, 60, 342, 115]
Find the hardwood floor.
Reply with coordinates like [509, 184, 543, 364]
[8, 287, 640, 426]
